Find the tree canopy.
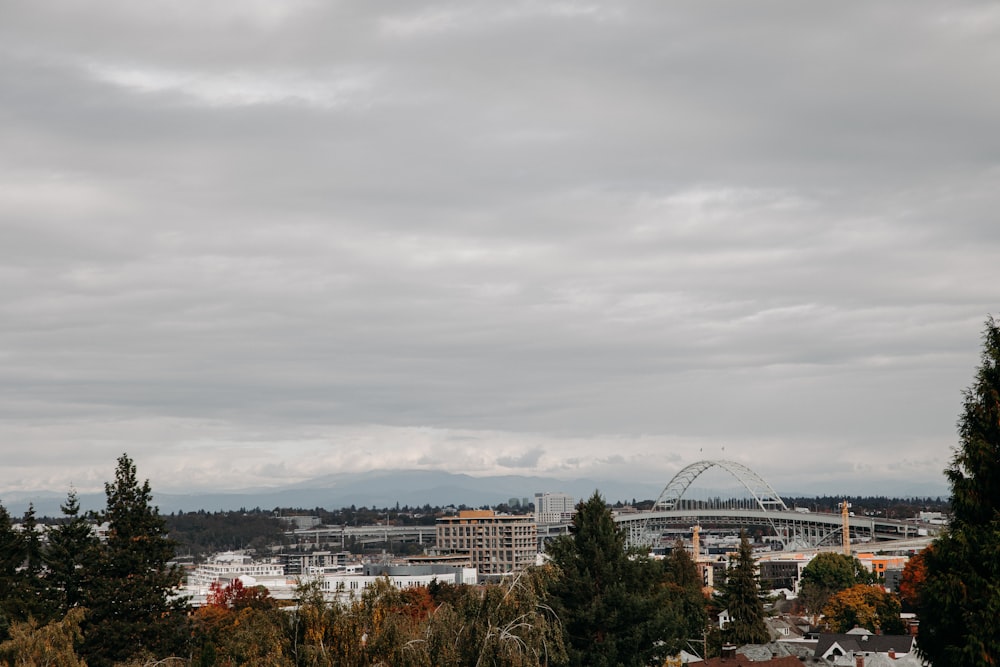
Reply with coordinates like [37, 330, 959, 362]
[0, 504, 24, 641]
[917, 316, 1000, 666]
[822, 584, 903, 634]
[80, 454, 189, 666]
[545, 491, 705, 666]
[44, 489, 100, 619]
[798, 552, 871, 616]
[897, 546, 927, 611]
[715, 531, 769, 645]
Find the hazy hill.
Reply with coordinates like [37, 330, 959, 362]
[0, 470, 664, 517]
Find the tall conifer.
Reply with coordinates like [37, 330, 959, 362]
[546, 491, 695, 666]
[45, 488, 99, 617]
[17, 505, 53, 623]
[80, 454, 188, 666]
[917, 317, 1000, 666]
[0, 504, 25, 640]
[715, 531, 769, 646]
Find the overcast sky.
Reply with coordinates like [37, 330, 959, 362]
[2, 1, 998, 502]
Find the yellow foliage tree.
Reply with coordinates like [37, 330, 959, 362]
[821, 584, 903, 634]
[0, 607, 87, 667]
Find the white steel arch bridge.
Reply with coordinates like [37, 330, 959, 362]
[613, 460, 934, 550]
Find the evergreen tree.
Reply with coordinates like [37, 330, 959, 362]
[917, 317, 1000, 666]
[80, 454, 188, 666]
[545, 491, 691, 666]
[662, 543, 710, 656]
[715, 531, 769, 645]
[0, 503, 26, 640]
[17, 504, 53, 624]
[45, 488, 100, 618]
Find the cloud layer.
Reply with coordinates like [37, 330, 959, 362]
[2, 1, 997, 500]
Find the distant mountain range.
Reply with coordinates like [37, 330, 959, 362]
[1, 469, 948, 518]
[0, 470, 666, 517]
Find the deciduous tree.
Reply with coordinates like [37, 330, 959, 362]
[0, 607, 87, 667]
[444, 568, 566, 667]
[917, 316, 1000, 666]
[662, 543, 710, 649]
[897, 547, 927, 611]
[798, 552, 870, 616]
[822, 584, 903, 634]
[218, 607, 292, 667]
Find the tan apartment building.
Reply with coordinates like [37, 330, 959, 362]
[435, 510, 537, 579]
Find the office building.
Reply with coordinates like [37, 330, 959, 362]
[436, 510, 537, 579]
[534, 492, 576, 524]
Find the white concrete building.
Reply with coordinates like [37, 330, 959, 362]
[534, 492, 575, 524]
[182, 551, 477, 607]
[318, 563, 477, 601]
[186, 551, 286, 589]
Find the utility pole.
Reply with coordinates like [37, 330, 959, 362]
[686, 624, 710, 662]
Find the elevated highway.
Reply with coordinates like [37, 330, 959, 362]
[614, 507, 934, 549]
[289, 524, 438, 549]
[283, 460, 941, 553]
[614, 460, 941, 549]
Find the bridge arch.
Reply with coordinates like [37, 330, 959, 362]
[652, 460, 788, 513]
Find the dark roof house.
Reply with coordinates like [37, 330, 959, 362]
[814, 629, 914, 661]
[739, 641, 815, 662]
[690, 644, 806, 666]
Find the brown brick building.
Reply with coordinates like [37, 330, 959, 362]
[435, 510, 537, 580]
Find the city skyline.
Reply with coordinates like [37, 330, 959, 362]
[2, 2, 998, 499]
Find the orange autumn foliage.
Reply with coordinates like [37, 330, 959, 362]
[898, 547, 929, 608]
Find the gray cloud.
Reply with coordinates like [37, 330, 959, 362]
[1, 1, 995, 500]
[496, 447, 544, 468]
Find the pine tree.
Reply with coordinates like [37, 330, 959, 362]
[0, 503, 26, 640]
[80, 454, 188, 666]
[17, 504, 54, 624]
[545, 491, 693, 666]
[715, 531, 769, 646]
[45, 488, 99, 618]
[917, 317, 1000, 666]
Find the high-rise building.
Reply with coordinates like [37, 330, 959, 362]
[435, 510, 537, 579]
[534, 491, 576, 524]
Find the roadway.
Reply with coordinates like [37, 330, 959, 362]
[285, 510, 940, 552]
[614, 508, 939, 548]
